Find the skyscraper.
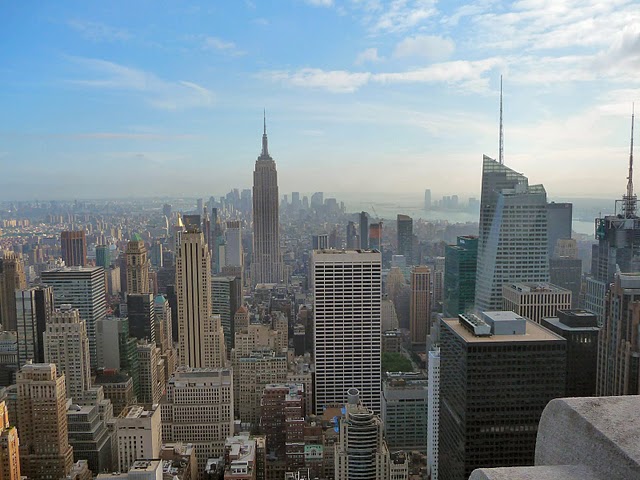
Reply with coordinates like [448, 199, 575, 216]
[427, 348, 440, 480]
[43, 305, 91, 402]
[0, 400, 20, 480]
[424, 189, 431, 210]
[224, 220, 243, 268]
[397, 214, 414, 264]
[443, 236, 478, 317]
[176, 225, 226, 368]
[127, 293, 156, 344]
[126, 234, 150, 295]
[0, 252, 27, 331]
[360, 211, 369, 250]
[475, 156, 549, 312]
[439, 312, 566, 480]
[15, 286, 54, 366]
[252, 113, 282, 285]
[61, 231, 87, 267]
[17, 363, 74, 480]
[95, 245, 111, 270]
[346, 221, 358, 249]
[312, 249, 382, 413]
[409, 266, 431, 344]
[212, 275, 242, 353]
[41, 266, 106, 369]
[546, 202, 572, 256]
[502, 282, 572, 323]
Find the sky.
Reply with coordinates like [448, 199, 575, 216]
[1, 0, 640, 201]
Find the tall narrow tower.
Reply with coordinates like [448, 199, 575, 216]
[252, 112, 282, 285]
[126, 234, 150, 295]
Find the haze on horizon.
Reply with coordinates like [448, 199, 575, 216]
[1, 1, 639, 201]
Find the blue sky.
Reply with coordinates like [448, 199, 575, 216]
[1, 0, 639, 201]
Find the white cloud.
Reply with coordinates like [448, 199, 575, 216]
[201, 36, 246, 56]
[355, 48, 383, 65]
[393, 35, 455, 61]
[304, 0, 334, 6]
[66, 56, 215, 110]
[67, 19, 131, 42]
[364, 0, 438, 33]
[265, 68, 372, 93]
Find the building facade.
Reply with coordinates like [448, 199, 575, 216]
[443, 236, 478, 317]
[502, 282, 572, 323]
[61, 231, 87, 267]
[15, 286, 54, 366]
[409, 266, 431, 345]
[126, 235, 150, 295]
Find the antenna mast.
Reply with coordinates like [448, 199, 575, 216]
[499, 75, 504, 165]
[624, 104, 636, 218]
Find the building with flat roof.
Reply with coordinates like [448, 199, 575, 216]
[439, 313, 566, 480]
[381, 372, 427, 453]
[115, 405, 161, 472]
[502, 282, 572, 323]
[443, 236, 478, 317]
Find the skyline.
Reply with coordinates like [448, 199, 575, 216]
[2, 1, 640, 200]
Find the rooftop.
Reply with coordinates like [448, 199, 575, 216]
[444, 317, 565, 344]
[504, 282, 571, 294]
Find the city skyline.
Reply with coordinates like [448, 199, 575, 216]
[2, 1, 639, 200]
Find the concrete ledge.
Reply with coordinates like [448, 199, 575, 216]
[535, 396, 640, 480]
[469, 465, 599, 480]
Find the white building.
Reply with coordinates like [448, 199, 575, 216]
[161, 367, 234, 473]
[312, 249, 382, 413]
[41, 266, 107, 369]
[502, 282, 572, 323]
[43, 305, 91, 402]
[115, 404, 162, 472]
[224, 220, 243, 267]
[427, 348, 440, 480]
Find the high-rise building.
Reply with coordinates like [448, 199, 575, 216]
[115, 405, 161, 472]
[61, 231, 87, 267]
[381, 372, 428, 453]
[475, 156, 549, 312]
[0, 252, 27, 331]
[16, 363, 74, 480]
[212, 276, 242, 354]
[43, 305, 91, 402]
[224, 220, 243, 268]
[502, 282, 572, 323]
[42, 266, 106, 369]
[161, 367, 234, 473]
[127, 293, 156, 344]
[153, 294, 176, 379]
[549, 238, 582, 309]
[397, 214, 413, 264]
[409, 266, 431, 344]
[126, 235, 150, 295]
[95, 245, 111, 270]
[15, 286, 54, 366]
[443, 236, 478, 317]
[346, 221, 358, 249]
[546, 202, 573, 256]
[311, 234, 329, 250]
[424, 189, 431, 210]
[427, 348, 440, 480]
[541, 309, 600, 397]
[94, 371, 136, 417]
[439, 312, 566, 480]
[252, 114, 283, 285]
[150, 241, 163, 269]
[136, 342, 164, 406]
[66, 402, 113, 474]
[176, 226, 226, 368]
[597, 272, 640, 396]
[0, 400, 20, 480]
[360, 211, 369, 250]
[312, 249, 382, 414]
[369, 223, 383, 251]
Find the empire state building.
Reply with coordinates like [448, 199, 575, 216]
[252, 113, 282, 285]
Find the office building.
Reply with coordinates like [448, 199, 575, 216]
[225, 220, 243, 268]
[586, 114, 639, 324]
[369, 223, 383, 251]
[360, 211, 369, 250]
[312, 249, 382, 414]
[66, 402, 113, 474]
[212, 276, 242, 353]
[346, 221, 358, 249]
[502, 282, 572, 323]
[126, 235, 150, 295]
[0, 400, 20, 480]
[252, 114, 283, 285]
[334, 388, 398, 480]
[381, 372, 428, 453]
[15, 285, 54, 366]
[161, 367, 234, 473]
[96, 316, 140, 393]
[43, 305, 91, 401]
[475, 156, 549, 312]
[42, 266, 106, 369]
[95, 245, 111, 270]
[127, 293, 156, 344]
[61, 231, 87, 267]
[176, 226, 226, 368]
[427, 348, 440, 480]
[0, 252, 27, 331]
[432, 257, 445, 308]
[115, 404, 161, 472]
[546, 202, 573, 256]
[397, 215, 413, 264]
[439, 312, 566, 480]
[0, 332, 18, 387]
[443, 236, 478, 317]
[424, 189, 431, 209]
[549, 239, 582, 309]
[311, 234, 329, 250]
[16, 363, 74, 480]
[541, 309, 600, 397]
[136, 342, 164, 406]
[94, 371, 136, 417]
[597, 272, 640, 396]
[410, 266, 431, 345]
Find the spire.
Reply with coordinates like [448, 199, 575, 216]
[261, 109, 269, 157]
[499, 75, 504, 165]
[624, 104, 636, 218]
